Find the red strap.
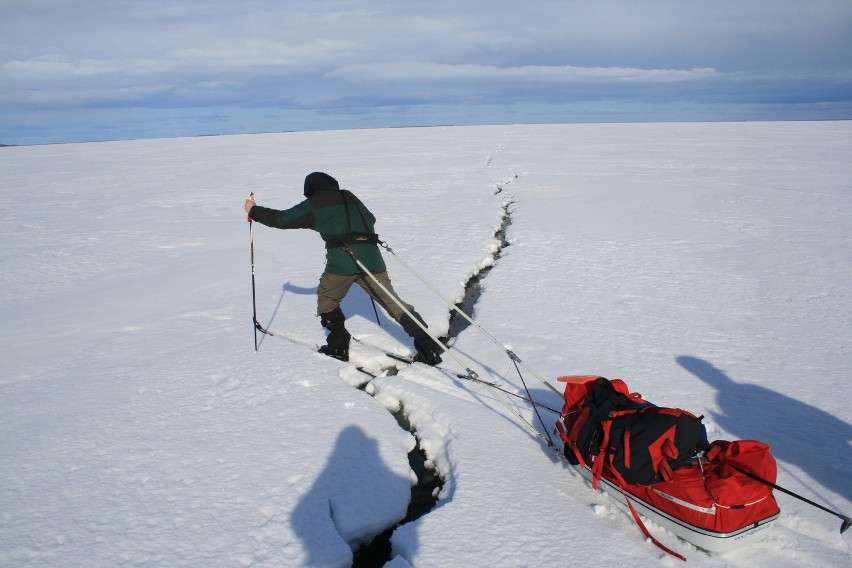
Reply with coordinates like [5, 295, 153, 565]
[706, 442, 724, 462]
[558, 417, 590, 469]
[556, 419, 567, 441]
[662, 437, 678, 458]
[590, 420, 614, 489]
[657, 437, 678, 481]
[615, 478, 686, 561]
[658, 459, 674, 482]
[570, 442, 588, 470]
[590, 448, 607, 490]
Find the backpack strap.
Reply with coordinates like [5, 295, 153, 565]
[589, 407, 645, 489]
[561, 407, 594, 469]
[657, 437, 679, 482]
[589, 416, 617, 489]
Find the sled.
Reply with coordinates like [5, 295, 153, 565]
[573, 460, 779, 554]
[557, 375, 780, 556]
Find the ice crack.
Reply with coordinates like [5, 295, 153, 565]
[354, 160, 519, 565]
[351, 374, 443, 567]
[445, 174, 518, 340]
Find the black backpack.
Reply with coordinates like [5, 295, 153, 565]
[569, 378, 708, 486]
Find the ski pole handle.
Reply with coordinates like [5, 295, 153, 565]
[246, 192, 256, 221]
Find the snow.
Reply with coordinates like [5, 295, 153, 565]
[1, 122, 850, 567]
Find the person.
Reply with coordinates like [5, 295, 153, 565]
[244, 172, 444, 365]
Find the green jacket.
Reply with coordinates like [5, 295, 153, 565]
[249, 175, 387, 276]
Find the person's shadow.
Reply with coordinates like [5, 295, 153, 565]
[677, 355, 851, 505]
[290, 425, 415, 566]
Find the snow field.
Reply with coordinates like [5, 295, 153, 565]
[1, 122, 850, 567]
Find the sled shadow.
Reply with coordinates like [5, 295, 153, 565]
[677, 355, 852, 504]
[290, 425, 416, 565]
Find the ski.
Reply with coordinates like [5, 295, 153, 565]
[254, 322, 558, 415]
[353, 337, 564, 417]
[351, 336, 495, 384]
[351, 336, 565, 417]
[253, 320, 378, 378]
[256, 322, 487, 385]
[350, 336, 563, 453]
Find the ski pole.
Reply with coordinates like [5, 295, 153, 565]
[730, 464, 851, 534]
[370, 297, 382, 326]
[248, 192, 259, 353]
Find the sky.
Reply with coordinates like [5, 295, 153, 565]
[2, 0, 852, 145]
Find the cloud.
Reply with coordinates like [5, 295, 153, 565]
[166, 38, 359, 71]
[327, 61, 721, 85]
[2, 0, 851, 144]
[3, 56, 173, 78]
[2, 37, 356, 81]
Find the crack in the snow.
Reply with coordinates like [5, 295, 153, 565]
[352, 380, 443, 567]
[445, 178, 518, 341]
[352, 159, 519, 567]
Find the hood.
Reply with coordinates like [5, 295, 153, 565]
[303, 172, 339, 197]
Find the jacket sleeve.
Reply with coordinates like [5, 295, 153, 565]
[249, 200, 314, 230]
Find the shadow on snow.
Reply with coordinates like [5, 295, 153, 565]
[290, 425, 415, 566]
[677, 355, 851, 505]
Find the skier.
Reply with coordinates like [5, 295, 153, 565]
[244, 172, 444, 365]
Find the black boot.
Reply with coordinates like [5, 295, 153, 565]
[319, 344, 349, 361]
[319, 307, 350, 362]
[413, 337, 444, 366]
[400, 312, 444, 365]
[399, 312, 428, 338]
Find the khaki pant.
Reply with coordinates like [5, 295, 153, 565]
[317, 271, 416, 321]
